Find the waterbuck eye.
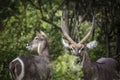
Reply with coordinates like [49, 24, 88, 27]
[70, 46, 75, 51]
[35, 37, 39, 40]
[81, 47, 84, 50]
[69, 47, 73, 51]
[70, 48, 73, 50]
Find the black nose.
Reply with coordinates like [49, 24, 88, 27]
[74, 53, 79, 56]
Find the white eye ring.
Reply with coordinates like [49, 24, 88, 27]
[70, 47, 73, 50]
[79, 49, 82, 53]
[69, 47, 76, 53]
[78, 47, 84, 53]
[35, 37, 39, 40]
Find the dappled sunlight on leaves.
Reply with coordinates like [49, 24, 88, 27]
[52, 53, 83, 80]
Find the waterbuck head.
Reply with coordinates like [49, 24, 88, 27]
[26, 31, 49, 56]
[61, 15, 119, 80]
[62, 16, 97, 58]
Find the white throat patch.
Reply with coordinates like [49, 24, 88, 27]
[37, 42, 41, 54]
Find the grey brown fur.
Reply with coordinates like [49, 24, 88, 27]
[79, 50, 119, 80]
[61, 15, 119, 80]
[9, 31, 52, 80]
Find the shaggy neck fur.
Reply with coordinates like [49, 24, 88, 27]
[37, 39, 49, 58]
[79, 50, 95, 80]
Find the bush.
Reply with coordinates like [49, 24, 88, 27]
[52, 53, 83, 80]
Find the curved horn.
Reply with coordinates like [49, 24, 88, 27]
[63, 32, 76, 44]
[79, 16, 96, 44]
[61, 11, 76, 44]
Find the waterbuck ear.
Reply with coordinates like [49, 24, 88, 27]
[62, 38, 71, 48]
[86, 40, 98, 49]
[40, 31, 45, 35]
[36, 31, 40, 35]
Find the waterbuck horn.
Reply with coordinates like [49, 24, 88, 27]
[61, 15, 76, 44]
[63, 32, 76, 44]
[79, 16, 96, 44]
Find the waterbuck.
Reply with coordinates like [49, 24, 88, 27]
[61, 16, 119, 80]
[9, 31, 52, 80]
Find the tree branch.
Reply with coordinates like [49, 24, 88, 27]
[41, 17, 61, 31]
[29, 0, 40, 9]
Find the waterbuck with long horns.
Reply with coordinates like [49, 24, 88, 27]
[61, 16, 119, 80]
[9, 31, 52, 80]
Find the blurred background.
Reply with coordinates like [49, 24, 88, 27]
[0, 0, 120, 80]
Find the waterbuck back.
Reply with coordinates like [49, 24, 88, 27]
[9, 31, 52, 80]
[92, 58, 119, 80]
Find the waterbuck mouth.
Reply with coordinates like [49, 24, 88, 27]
[26, 44, 31, 50]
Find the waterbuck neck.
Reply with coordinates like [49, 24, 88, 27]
[37, 39, 49, 57]
[83, 51, 92, 68]
[80, 51, 95, 80]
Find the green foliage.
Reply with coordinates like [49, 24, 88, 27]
[52, 53, 83, 80]
[0, 0, 120, 79]
[0, 0, 63, 79]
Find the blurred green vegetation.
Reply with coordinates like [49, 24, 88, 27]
[0, 0, 120, 80]
[0, 0, 62, 79]
[52, 54, 83, 80]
